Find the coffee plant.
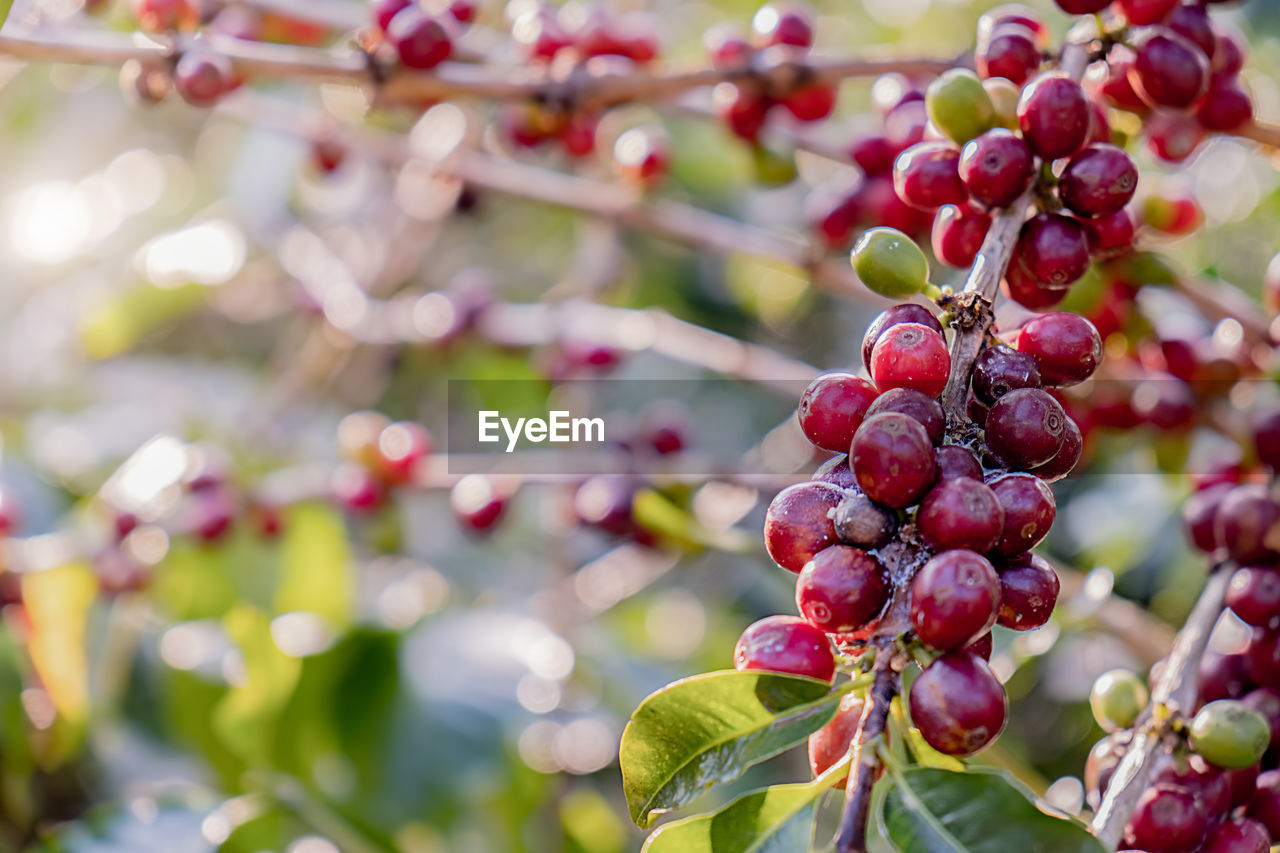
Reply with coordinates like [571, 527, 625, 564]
[0, 0, 1276, 850]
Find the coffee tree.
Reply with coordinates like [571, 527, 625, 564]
[0, 0, 1276, 850]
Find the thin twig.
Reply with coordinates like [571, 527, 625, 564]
[1237, 120, 1280, 151]
[835, 648, 900, 853]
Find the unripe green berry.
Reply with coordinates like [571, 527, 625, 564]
[1089, 669, 1148, 733]
[851, 227, 929, 298]
[1189, 699, 1270, 769]
[926, 68, 996, 145]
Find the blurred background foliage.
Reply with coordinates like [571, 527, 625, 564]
[0, 0, 1276, 850]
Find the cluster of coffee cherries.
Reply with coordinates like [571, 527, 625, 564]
[732, 293, 1101, 762]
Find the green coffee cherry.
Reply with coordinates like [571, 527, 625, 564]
[851, 227, 929, 298]
[1189, 700, 1270, 769]
[982, 78, 1019, 131]
[1089, 669, 1148, 733]
[926, 68, 996, 145]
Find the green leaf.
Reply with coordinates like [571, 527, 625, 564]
[275, 502, 354, 628]
[881, 767, 1105, 853]
[642, 782, 824, 853]
[620, 670, 847, 827]
[0, 0, 12, 31]
[213, 606, 303, 763]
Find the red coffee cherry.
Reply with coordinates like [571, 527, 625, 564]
[850, 135, 899, 176]
[704, 21, 752, 68]
[1167, 1, 1216, 59]
[795, 545, 889, 633]
[833, 492, 896, 549]
[372, 0, 413, 30]
[714, 84, 772, 142]
[932, 203, 991, 267]
[959, 129, 1034, 209]
[1213, 26, 1246, 77]
[451, 475, 508, 533]
[1152, 755, 1232, 818]
[132, 0, 198, 31]
[387, 8, 454, 69]
[1247, 769, 1280, 838]
[966, 632, 994, 660]
[917, 479, 1005, 553]
[1053, 0, 1109, 12]
[893, 143, 967, 211]
[1201, 651, 1252, 704]
[174, 51, 234, 107]
[1016, 312, 1102, 387]
[1012, 213, 1091, 289]
[973, 345, 1041, 406]
[869, 323, 951, 397]
[1247, 628, 1280, 688]
[908, 651, 1008, 755]
[812, 455, 858, 489]
[783, 82, 837, 122]
[808, 693, 866, 784]
[764, 482, 843, 572]
[850, 413, 937, 508]
[1216, 484, 1280, 565]
[1255, 407, 1280, 471]
[989, 473, 1055, 556]
[865, 388, 945, 445]
[985, 388, 1067, 469]
[1203, 817, 1270, 853]
[734, 615, 835, 682]
[1114, 0, 1178, 26]
[910, 549, 1001, 650]
[1228, 567, 1280, 629]
[977, 5, 1049, 49]
[332, 465, 385, 515]
[1083, 209, 1136, 258]
[1122, 784, 1208, 853]
[976, 24, 1041, 86]
[1184, 482, 1232, 552]
[614, 126, 670, 186]
[1145, 112, 1207, 163]
[1243, 687, 1280, 750]
[997, 552, 1060, 630]
[1197, 78, 1253, 132]
[935, 445, 984, 481]
[1129, 28, 1211, 109]
[1017, 71, 1090, 161]
[751, 1, 814, 48]
[1002, 256, 1069, 311]
[1097, 46, 1149, 113]
[797, 373, 880, 453]
[861, 304, 942, 368]
[1030, 415, 1083, 482]
[1059, 144, 1138, 217]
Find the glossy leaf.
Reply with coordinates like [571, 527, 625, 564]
[621, 670, 847, 827]
[642, 782, 824, 853]
[275, 502, 354, 627]
[881, 767, 1105, 853]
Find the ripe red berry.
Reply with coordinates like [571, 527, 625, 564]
[1216, 484, 1280, 565]
[1197, 78, 1253, 132]
[704, 21, 752, 68]
[908, 652, 1008, 755]
[1017, 72, 1090, 161]
[1255, 408, 1280, 471]
[935, 445, 984, 481]
[989, 473, 1055, 556]
[1248, 628, 1280, 687]
[809, 693, 866, 784]
[714, 84, 771, 142]
[1013, 213, 1091, 289]
[911, 549, 1001, 649]
[372, 421, 432, 486]
[1084, 209, 1136, 258]
[959, 129, 1033, 209]
[451, 475, 508, 532]
[1152, 755, 1232, 817]
[372, 0, 413, 30]
[1203, 817, 1270, 853]
[734, 615, 835, 681]
[751, 2, 813, 48]
[1114, 0, 1178, 26]
[388, 8, 454, 69]
[1122, 784, 1208, 853]
[932, 203, 991, 267]
[613, 126, 670, 186]
[977, 5, 1049, 48]
[795, 545, 889, 633]
[132, 0, 197, 31]
[1214, 26, 1246, 77]
[918, 479, 1005, 552]
[893, 143, 967, 210]
[1053, 0, 1109, 12]
[1184, 482, 1232, 552]
[1243, 687, 1280, 750]
[797, 373, 879, 452]
[850, 135, 898, 176]
[1228, 567, 1280, 629]
[865, 388, 945, 445]
[1247, 770, 1280, 838]
[1030, 415, 1083, 482]
[1003, 256, 1069, 311]
[833, 492, 896, 548]
[575, 476, 636, 535]
[1145, 113, 1206, 163]
[813, 455, 859, 489]
[869, 323, 951, 397]
[1129, 28, 1211, 109]
[174, 52, 234, 107]
[1059, 144, 1138, 218]
[783, 82, 837, 122]
[1097, 46, 1149, 113]
[763, 482, 843, 572]
[850, 413, 937, 508]
[332, 465, 385, 515]
[973, 345, 1041, 406]
[996, 552, 1059, 630]
[1167, 2, 1216, 59]
[512, 7, 573, 62]
[861, 304, 942, 368]
[1016, 313, 1102, 387]
[1201, 651, 1252, 704]
[985, 388, 1068, 469]
[976, 24, 1041, 86]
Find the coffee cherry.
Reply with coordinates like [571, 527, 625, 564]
[388, 8, 453, 69]
[575, 477, 636, 536]
[1017, 72, 1089, 161]
[332, 465, 385, 515]
[1213, 26, 1246, 78]
[373, 0, 413, 30]
[1191, 700, 1271, 770]
[1203, 651, 1253, 704]
[976, 24, 1041, 86]
[751, 1, 813, 48]
[782, 82, 836, 122]
[911, 549, 1001, 650]
[1246, 770, 1280, 838]
[1091, 669, 1148, 731]
[959, 129, 1034, 209]
[1242, 687, 1280, 750]
[1084, 209, 1136, 258]
[1215, 484, 1280, 565]
[1003, 257, 1069, 311]
[1255, 408, 1280, 471]
[850, 135, 898, 176]
[935, 445, 983, 481]
[1228, 567, 1280, 629]
[833, 492, 896, 548]
[734, 615, 835, 682]
[1197, 78, 1253, 133]
[1013, 213, 1091, 289]
[908, 652, 1007, 755]
[1249, 629, 1280, 689]
[1122, 784, 1207, 853]
[1016, 313, 1102, 387]
[977, 5, 1049, 48]
[893, 143, 967, 211]
[1114, 0, 1178, 26]
[1140, 190, 1202, 235]
[1184, 481, 1231, 552]
[614, 126, 670, 186]
[851, 413, 937, 508]
[989, 473, 1055, 556]
[812, 455, 859, 489]
[809, 693, 866, 784]
[1030, 415, 1082, 482]
[1167, 2, 1216, 60]
[371, 421, 432, 486]
[763, 482, 843, 573]
[985, 388, 1067, 469]
[1053, 0, 1109, 12]
[132, 0, 197, 31]
[1227, 764, 1263, 809]
[861, 304, 942, 368]
[796, 545, 889, 633]
[851, 227, 929, 298]
[869, 323, 951, 397]
[1059, 144, 1138, 218]
[973, 345, 1041, 406]
[966, 632, 994, 660]
[797, 374, 879, 452]
[1129, 28, 1210, 109]
[704, 21, 752, 68]
[866, 388, 945, 445]
[174, 52, 233, 107]
[1154, 753, 1234, 817]
[932, 203, 991, 267]
[1145, 113, 1206, 164]
[451, 475, 508, 532]
[925, 69, 995, 145]
[714, 84, 772, 142]
[1202, 817, 1270, 853]
[996, 552, 1059, 630]
[918, 479, 1004, 553]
